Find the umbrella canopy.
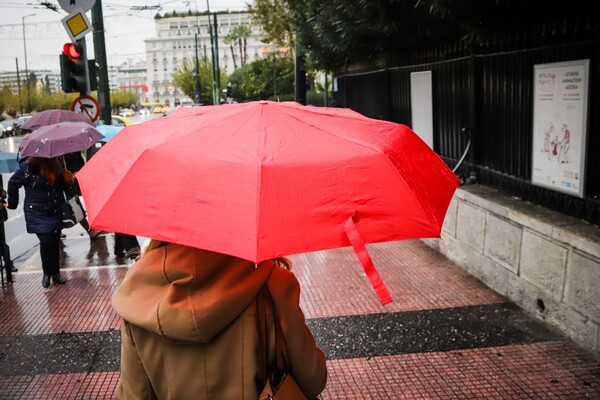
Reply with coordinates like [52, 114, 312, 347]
[77, 101, 459, 304]
[0, 151, 18, 173]
[97, 124, 124, 142]
[19, 121, 103, 158]
[21, 109, 93, 132]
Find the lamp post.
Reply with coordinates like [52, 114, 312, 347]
[22, 13, 35, 114]
[263, 46, 287, 100]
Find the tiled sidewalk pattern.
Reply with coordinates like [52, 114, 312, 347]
[0, 235, 599, 399]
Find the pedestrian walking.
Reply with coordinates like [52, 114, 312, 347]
[6, 156, 72, 288]
[63, 151, 101, 239]
[112, 240, 327, 399]
[113, 233, 141, 260]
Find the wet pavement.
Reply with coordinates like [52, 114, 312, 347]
[0, 230, 599, 399]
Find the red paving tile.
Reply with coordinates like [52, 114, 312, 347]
[324, 343, 600, 399]
[0, 373, 120, 400]
[3, 343, 598, 400]
[0, 268, 125, 336]
[1, 238, 599, 399]
[293, 240, 506, 319]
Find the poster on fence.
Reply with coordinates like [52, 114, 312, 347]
[531, 59, 589, 197]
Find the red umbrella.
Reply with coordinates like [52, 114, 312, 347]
[77, 101, 459, 304]
[21, 109, 93, 132]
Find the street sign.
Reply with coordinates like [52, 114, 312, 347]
[71, 95, 100, 122]
[58, 0, 96, 13]
[61, 8, 93, 42]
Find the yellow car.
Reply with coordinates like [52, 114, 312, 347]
[111, 115, 135, 127]
[119, 108, 136, 117]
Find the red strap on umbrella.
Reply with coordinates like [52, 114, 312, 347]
[344, 216, 393, 305]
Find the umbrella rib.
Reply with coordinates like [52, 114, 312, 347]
[255, 106, 265, 261]
[280, 111, 442, 231]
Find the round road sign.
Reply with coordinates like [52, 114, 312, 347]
[71, 95, 100, 122]
[58, 0, 97, 13]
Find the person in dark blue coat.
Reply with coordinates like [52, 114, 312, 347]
[6, 156, 73, 288]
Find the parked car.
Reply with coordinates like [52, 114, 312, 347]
[13, 115, 32, 135]
[0, 119, 15, 138]
[111, 115, 135, 127]
[119, 108, 136, 117]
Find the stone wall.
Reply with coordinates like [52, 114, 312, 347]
[423, 184, 600, 359]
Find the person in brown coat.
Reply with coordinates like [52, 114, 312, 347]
[112, 240, 327, 399]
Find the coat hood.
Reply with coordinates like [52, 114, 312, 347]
[112, 243, 275, 343]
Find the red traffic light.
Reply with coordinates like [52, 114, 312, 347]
[63, 42, 82, 61]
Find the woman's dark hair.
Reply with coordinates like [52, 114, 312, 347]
[27, 157, 61, 183]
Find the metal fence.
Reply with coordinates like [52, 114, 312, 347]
[333, 25, 600, 225]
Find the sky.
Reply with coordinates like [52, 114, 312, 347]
[0, 0, 252, 72]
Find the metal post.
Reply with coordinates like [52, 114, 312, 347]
[324, 73, 328, 106]
[206, 1, 216, 104]
[273, 54, 276, 99]
[22, 13, 35, 113]
[212, 13, 220, 103]
[16, 58, 23, 115]
[92, 0, 112, 125]
[294, 41, 306, 105]
[78, 38, 91, 95]
[194, 33, 200, 104]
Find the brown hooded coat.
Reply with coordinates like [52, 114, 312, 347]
[112, 243, 327, 399]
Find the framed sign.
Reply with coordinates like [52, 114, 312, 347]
[71, 95, 100, 122]
[61, 8, 93, 42]
[531, 59, 589, 197]
[58, 0, 96, 13]
[410, 71, 434, 148]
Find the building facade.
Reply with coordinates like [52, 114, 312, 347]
[115, 62, 148, 103]
[0, 70, 62, 95]
[145, 10, 265, 106]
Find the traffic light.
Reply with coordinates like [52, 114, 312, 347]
[60, 42, 97, 93]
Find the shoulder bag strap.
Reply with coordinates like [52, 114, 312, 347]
[256, 287, 268, 389]
[262, 287, 289, 380]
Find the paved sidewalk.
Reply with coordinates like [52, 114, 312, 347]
[0, 232, 599, 399]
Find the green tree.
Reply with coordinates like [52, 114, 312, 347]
[0, 85, 19, 117]
[224, 25, 253, 70]
[172, 57, 227, 105]
[234, 25, 252, 66]
[285, 0, 446, 71]
[0, 82, 80, 116]
[223, 30, 239, 71]
[228, 55, 294, 101]
[111, 91, 138, 110]
[285, 0, 598, 71]
[250, 0, 295, 49]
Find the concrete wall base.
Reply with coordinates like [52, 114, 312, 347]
[423, 184, 600, 359]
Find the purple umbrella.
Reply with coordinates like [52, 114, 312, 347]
[21, 109, 93, 132]
[19, 122, 103, 158]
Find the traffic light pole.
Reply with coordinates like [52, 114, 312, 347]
[78, 38, 91, 95]
[91, 0, 111, 125]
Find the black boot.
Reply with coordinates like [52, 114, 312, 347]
[52, 274, 67, 284]
[42, 275, 51, 288]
